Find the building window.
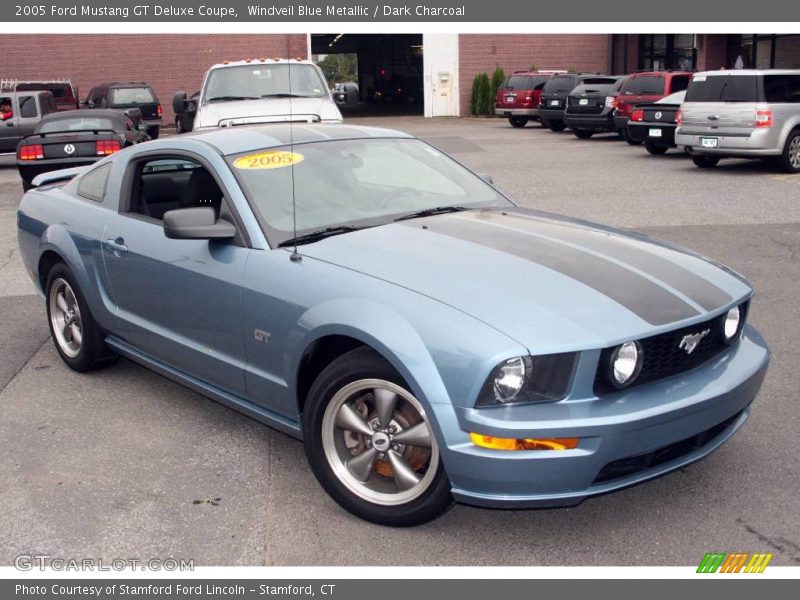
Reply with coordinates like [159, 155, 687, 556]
[639, 34, 696, 71]
[728, 34, 800, 69]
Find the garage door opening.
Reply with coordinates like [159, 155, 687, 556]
[311, 34, 424, 117]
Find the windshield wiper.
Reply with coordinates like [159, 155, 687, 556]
[261, 93, 313, 98]
[394, 206, 469, 222]
[278, 226, 362, 248]
[207, 95, 258, 103]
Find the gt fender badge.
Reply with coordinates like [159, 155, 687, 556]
[254, 329, 271, 343]
[679, 329, 710, 354]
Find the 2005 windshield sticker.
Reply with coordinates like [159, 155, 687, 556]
[233, 151, 304, 170]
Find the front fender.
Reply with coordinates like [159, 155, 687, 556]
[287, 299, 452, 410]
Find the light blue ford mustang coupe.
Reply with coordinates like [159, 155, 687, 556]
[17, 124, 770, 526]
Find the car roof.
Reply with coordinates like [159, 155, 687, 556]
[187, 123, 414, 156]
[209, 59, 316, 70]
[694, 69, 800, 76]
[631, 71, 693, 76]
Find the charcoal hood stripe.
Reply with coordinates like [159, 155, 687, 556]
[426, 216, 701, 326]
[504, 211, 732, 311]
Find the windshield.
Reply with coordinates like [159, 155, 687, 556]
[229, 138, 510, 244]
[204, 64, 328, 101]
[685, 75, 760, 102]
[543, 75, 580, 94]
[38, 116, 119, 133]
[621, 75, 665, 96]
[111, 87, 155, 104]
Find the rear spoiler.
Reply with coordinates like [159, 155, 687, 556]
[30, 165, 89, 189]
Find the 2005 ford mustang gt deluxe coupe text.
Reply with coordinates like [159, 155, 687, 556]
[17, 124, 770, 526]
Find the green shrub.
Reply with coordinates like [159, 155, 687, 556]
[491, 67, 506, 101]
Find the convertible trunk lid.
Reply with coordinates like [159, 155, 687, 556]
[299, 209, 752, 353]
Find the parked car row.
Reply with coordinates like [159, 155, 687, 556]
[496, 68, 800, 173]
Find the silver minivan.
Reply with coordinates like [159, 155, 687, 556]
[675, 69, 800, 172]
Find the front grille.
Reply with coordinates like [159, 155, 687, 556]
[594, 304, 747, 395]
[593, 410, 743, 484]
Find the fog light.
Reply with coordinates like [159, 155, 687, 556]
[724, 305, 742, 342]
[610, 341, 642, 387]
[470, 433, 579, 451]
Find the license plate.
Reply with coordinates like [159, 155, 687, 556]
[505, 95, 515, 102]
[648, 128, 662, 138]
[579, 98, 589, 106]
[701, 137, 719, 148]
[550, 100, 559, 106]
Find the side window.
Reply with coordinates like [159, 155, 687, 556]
[764, 75, 800, 103]
[670, 76, 690, 93]
[77, 163, 112, 202]
[128, 157, 225, 221]
[19, 96, 38, 118]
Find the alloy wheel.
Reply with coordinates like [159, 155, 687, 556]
[790, 136, 800, 169]
[49, 277, 82, 358]
[321, 379, 439, 506]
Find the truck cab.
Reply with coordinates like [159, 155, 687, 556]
[0, 90, 58, 153]
[174, 58, 343, 131]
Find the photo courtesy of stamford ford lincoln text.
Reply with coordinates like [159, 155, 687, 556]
[0, 0, 798, 594]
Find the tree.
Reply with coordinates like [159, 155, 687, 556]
[317, 54, 357, 85]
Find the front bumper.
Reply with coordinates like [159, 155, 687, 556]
[432, 325, 770, 508]
[495, 107, 539, 118]
[563, 112, 615, 132]
[675, 128, 780, 157]
[628, 121, 677, 146]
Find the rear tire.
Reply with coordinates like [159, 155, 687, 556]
[777, 130, 800, 173]
[549, 121, 566, 132]
[508, 116, 529, 128]
[573, 129, 593, 139]
[175, 117, 184, 134]
[645, 142, 669, 155]
[147, 126, 160, 139]
[45, 263, 117, 372]
[303, 347, 453, 526]
[691, 155, 720, 169]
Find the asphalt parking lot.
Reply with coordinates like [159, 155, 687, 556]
[1, 116, 799, 566]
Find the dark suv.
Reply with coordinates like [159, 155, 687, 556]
[614, 71, 692, 144]
[539, 74, 611, 131]
[84, 82, 162, 139]
[563, 76, 627, 138]
[494, 71, 556, 128]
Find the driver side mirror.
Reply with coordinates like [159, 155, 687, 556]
[163, 207, 236, 240]
[172, 91, 188, 114]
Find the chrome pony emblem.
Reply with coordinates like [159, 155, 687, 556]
[654, 111, 663, 120]
[63, 144, 75, 155]
[679, 329, 710, 354]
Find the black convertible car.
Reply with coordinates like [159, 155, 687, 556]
[626, 90, 686, 155]
[16, 109, 147, 190]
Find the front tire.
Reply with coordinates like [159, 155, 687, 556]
[621, 128, 642, 145]
[549, 121, 566, 132]
[691, 155, 720, 169]
[508, 116, 529, 128]
[573, 129, 593, 139]
[303, 347, 453, 526]
[45, 263, 117, 372]
[777, 130, 800, 173]
[645, 142, 669, 155]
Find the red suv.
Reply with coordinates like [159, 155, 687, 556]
[613, 71, 692, 144]
[495, 71, 563, 128]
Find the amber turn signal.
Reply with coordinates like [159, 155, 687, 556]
[470, 433, 579, 451]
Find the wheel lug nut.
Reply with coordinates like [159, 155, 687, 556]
[388, 426, 396, 433]
[372, 422, 380, 430]
[392, 445, 400, 452]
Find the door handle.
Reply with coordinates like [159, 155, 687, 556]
[105, 238, 128, 254]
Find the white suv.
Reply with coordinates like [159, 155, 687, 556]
[174, 59, 343, 131]
[675, 69, 800, 172]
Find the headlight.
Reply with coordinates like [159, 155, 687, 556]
[723, 305, 742, 342]
[476, 353, 577, 408]
[609, 341, 643, 388]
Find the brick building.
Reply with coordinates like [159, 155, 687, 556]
[2, 33, 799, 123]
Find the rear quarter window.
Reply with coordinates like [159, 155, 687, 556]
[685, 75, 760, 102]
[621, 76, 666, 96]
[764, 75, 800, 103]
[77, 163, 112, 202]
[669, 75, 691, 92]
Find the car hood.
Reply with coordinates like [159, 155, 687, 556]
[299, 208, 752, 352]
[195, 97, 343, 128]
